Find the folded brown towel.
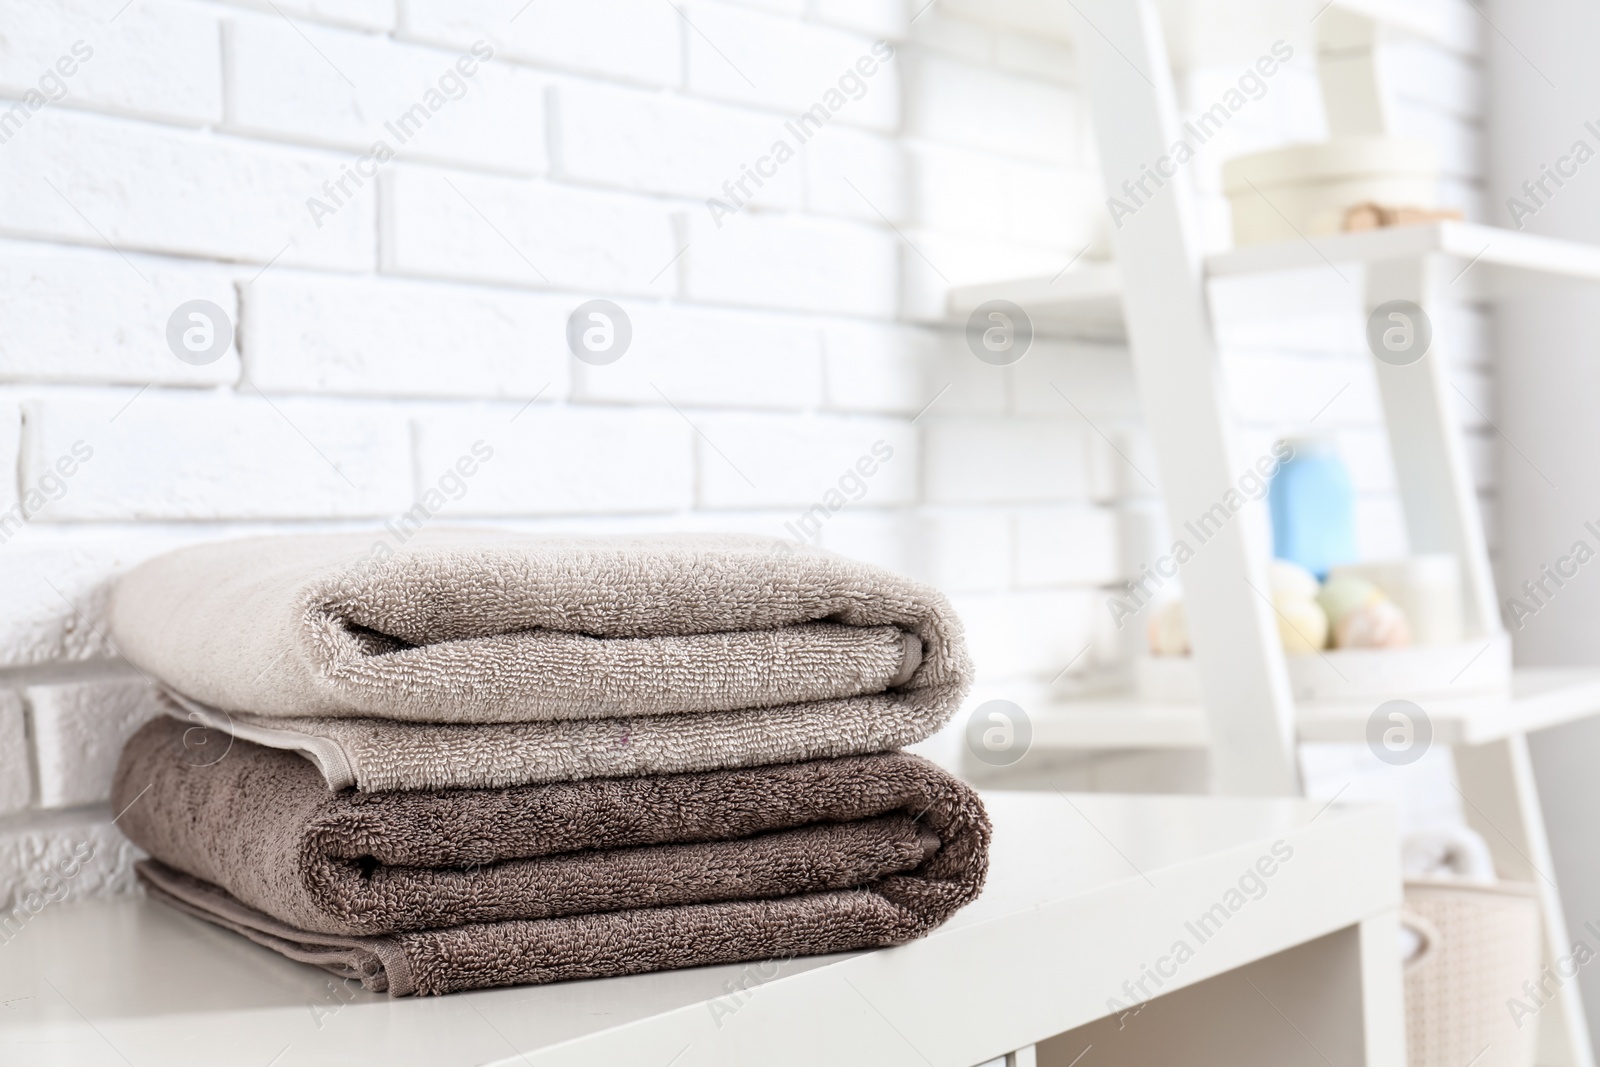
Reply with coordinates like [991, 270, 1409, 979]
[114, 719, 989, 994]
[136, 861, 963, 997]
[110, 531, 971, 789]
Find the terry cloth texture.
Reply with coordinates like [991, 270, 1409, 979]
[114, 719, 990, 992]
[138, 860, 971, 997]
[163, 687, 962, 793]
[108, 531, 969, 757]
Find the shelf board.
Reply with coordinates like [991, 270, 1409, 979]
[1022, 667, 1600, 753]
[946, 222, 1600, 337]
[1205, 220, 1600, 289]
[945, 260, 1125, 342]
[0, 793, 1395, 1067]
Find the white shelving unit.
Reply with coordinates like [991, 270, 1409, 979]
[948, 3, 1600, 1063]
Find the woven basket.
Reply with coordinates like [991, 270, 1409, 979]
[1402, 878, 1542, 1067]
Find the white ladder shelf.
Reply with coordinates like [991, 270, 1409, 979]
[948, 2, 1600, 1064]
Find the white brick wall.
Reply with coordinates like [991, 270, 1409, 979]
[0, 242, 239, 385]
[380, 166, 676, 293]
[0, 110, 373, 269]
[224, 15, 546, 173]
[0, 0, 224, 126]
[0, 0, 1492, 910]
[241, 272, 569, 398]
[0, 691, 30, 815]
[29, 679, 163, 809]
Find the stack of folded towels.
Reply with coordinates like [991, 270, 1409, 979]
[106, 531, 989, 996]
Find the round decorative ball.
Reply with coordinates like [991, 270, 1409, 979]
[1336, 599, 1412, 649]
[1275, 596, 1329, 654]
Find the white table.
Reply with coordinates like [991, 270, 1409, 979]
[0, 792, 1403, 1067]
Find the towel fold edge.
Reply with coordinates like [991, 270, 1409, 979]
[137, 859, 413, 995]
[160, 689, 357, 791]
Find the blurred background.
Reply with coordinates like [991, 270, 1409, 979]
[4, 0, 1600, 1037]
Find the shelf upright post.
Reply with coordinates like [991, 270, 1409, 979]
[1069, 0, 1299, 795]
[1364, 256, 1505, 639]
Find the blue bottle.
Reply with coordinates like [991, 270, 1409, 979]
[1268, 436, 1356, 581]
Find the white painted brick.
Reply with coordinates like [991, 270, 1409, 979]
[1014, 507, 1119, 586]
[993, 31, 1078, 84]
[696, 414, 914, 511]
[951, 589, 1096, 680]
[804, 125, 905, 224]
[555, 80, 800, 209]
[919, 332, 1008, 417]
[29, 679, 163, 809]
[570, 304, 823, 410]
[1011, 340, 1140, 420]
[1386, 41, 1482, 119]
[0, 399, 19, 515]
[1210, 272, 1365, 356]
[1001, 164, 1102, 249]
[0, 529, 244, 669]
[682, 2, 899, 131]
[400, 0, 681, 87]
[684, 211, 897, 318]
[938, 0, 1073, 40]
[912, 509, 1011, 592]
[1396, 103, 1482, 181]
[215, 0, 395, 31]
[0, 109, 372, 270]
[923, 418, 1090, 504]
[381, 166, 676, 295]
[905, 53, 1080, 164]
[0, 809, 144, 917]
[900, 229, 1064, 323]
[813, 0, 906, 38]
[905, 9, 994, 64]
[1224, 351, 1382, 427]
[225, 16, 544, 174]
[910, 147, 1103, 252]
[909, 142, 1008, 237]
[241, 272, 568, 399]
[0, 0, 222, 126]
[719, 0, 803, 13]
[813, 509, 915, 575]
[0, 692, 30, 815]
[821, 321, 936, 415]
[0, 242, 238, 386]
[21, 394, 412, 520]
[415, 405, 693, 515]
[1088, 425, 1159, 502]
[1116, 501, 1173, 584]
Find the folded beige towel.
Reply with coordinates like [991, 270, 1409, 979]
[112, 531, 972, 790]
